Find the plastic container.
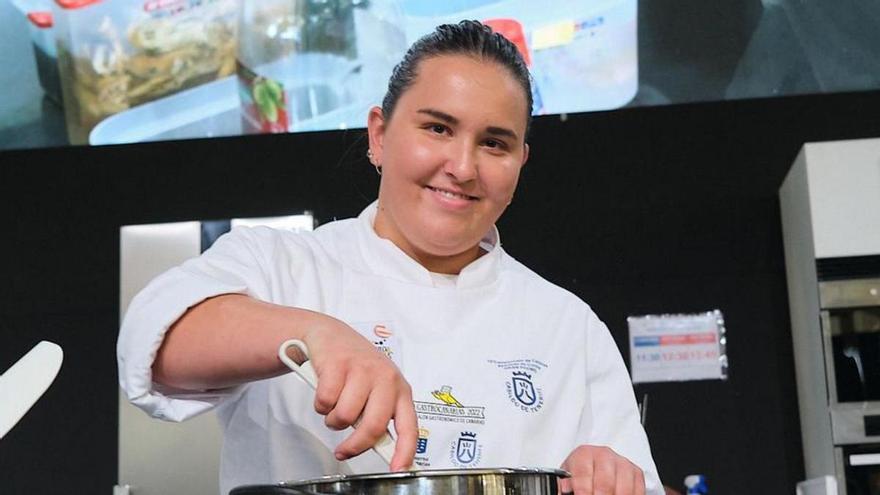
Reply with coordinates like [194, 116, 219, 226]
[88, 75, 241, 145]
[235, 0, 406, 134]
[52, 0, 239, 144]
[398, 0, 638, 114]
[88, 73, 368, 145]
[26, 11, 63, 105]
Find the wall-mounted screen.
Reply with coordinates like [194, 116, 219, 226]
[2, 0, 879, 151]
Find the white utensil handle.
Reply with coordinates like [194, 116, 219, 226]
[0, 341, 63, 440]
[278, 339, 396, 466]
[278, 339, 318, 388]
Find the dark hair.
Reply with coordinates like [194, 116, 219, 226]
[381, 20, 534, 139]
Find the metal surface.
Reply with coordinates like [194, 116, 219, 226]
[821, 310, 840, 404]
[232, 468, 569, 495]
[830, 402, 880, 445]
[819, 278, 880, 309]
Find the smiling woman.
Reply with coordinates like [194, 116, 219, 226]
[117, 20, 663, 495]
[368, 53, 530, 274]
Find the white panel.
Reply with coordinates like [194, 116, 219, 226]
[119, 221, 222, 495]
[779, 147, 837, 478]
[119, 221, 201, 316]
[805, 138, 880, 258]
[796, 475, 838, 495]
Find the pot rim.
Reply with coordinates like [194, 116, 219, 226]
[286, 467, 571, 486]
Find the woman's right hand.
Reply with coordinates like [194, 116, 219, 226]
[298, 315, 418, 471]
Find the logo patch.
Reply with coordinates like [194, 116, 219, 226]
[431, 385, 463, 407]
[414, 427, 431, 467]
[372, 324, 395, 359]
[511, 372, 538, 405]
[349, 321, 401, 365]
[373, 324, 392, 339]
[416, 428, 430, 454]
[414, 385, 486, 425]
[373, 337, 394, 360]
[449, 431, 482, 467]
[489, 359, 547, 413]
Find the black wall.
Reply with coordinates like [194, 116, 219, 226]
[2, 90, 880, 494]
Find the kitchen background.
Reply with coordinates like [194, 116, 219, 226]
[1, 1, 880, 494]
[2, 0, 880, 150]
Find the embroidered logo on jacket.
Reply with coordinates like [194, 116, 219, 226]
[431, 385, 463, 407]
[510, 371, 540, 407]
[414, 427, 431, 467]
[416, 427, 430, 454]
[414, 385, 486, 425]
[449, 431, 482, 467]
[489, 359, 547, 413]
[372, 324, 394, 359]
[349, 322, 400, 363]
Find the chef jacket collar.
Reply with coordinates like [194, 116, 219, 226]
[356, 201, 501, 289]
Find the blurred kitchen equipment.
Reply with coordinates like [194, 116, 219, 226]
[52, 0, 239, 144]
[26, 11, 63, 104]
[781, 138, 880, 495]
[236, 0, 368, 133]
[0, 340, 63, 439]
[796, 475, 838, 495]
[89, 74, 241, 145]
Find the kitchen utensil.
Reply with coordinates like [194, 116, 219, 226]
[277, 339, 396, 464]
[0, 340, 63, 439]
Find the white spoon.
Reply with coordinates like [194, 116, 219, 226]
[0, 341, 63, 440]
[278, 339, 396, 465]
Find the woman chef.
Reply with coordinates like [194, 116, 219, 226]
[117, 20, 663, 495]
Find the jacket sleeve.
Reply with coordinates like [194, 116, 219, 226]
[116, 227, 277, 422]
[580, 311, 665, 494]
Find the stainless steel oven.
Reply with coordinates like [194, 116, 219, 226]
[820, 277, 880, 495]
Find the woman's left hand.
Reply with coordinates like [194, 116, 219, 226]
[558, 445, 646, 495]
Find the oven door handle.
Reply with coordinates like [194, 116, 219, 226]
[849, 453, 880, 466]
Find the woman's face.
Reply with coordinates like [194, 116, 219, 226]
[367, 54, 530, 273]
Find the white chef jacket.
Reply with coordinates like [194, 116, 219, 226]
[117, 202, 663, 494]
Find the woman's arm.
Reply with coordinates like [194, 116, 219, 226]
[151, 292, 418, 470]
[152, 294, 317, 390]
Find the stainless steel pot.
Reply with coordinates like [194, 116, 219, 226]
[230, 467, 570, 494]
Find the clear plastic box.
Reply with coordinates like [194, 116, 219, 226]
[52, 0, 239, 144]
[26, 11, 63, 105]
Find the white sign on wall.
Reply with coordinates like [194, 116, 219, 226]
[628, 310, 728, 384]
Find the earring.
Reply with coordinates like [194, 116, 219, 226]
[367, 149, 382, 175]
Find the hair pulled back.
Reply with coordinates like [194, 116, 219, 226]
[381, 20, 534, 139]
